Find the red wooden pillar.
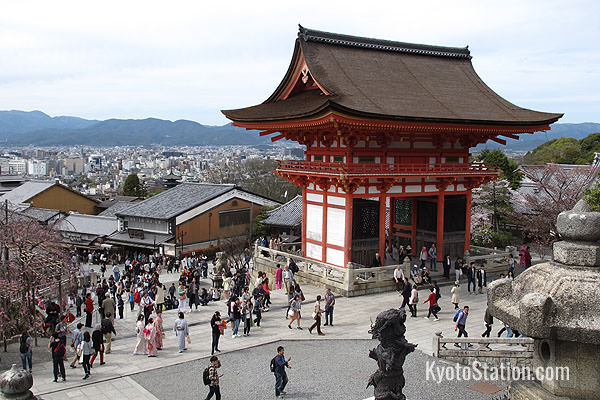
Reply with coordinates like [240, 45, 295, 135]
[464, 190, 472, 254]
[389, 196, 395, 251]
[436, 192, 445, 261]
[322, 193, 328, 262]
[344, 194, 353, 267]
[379, 195, 386, 264]
[302, 189, 307, 257]
[411, 199, 418, 253]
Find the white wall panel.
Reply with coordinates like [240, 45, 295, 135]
[327, 196, 346, 206]
[307, 242, 322, 261]
[306, 193, 323, 203]
[326, 207, 345, 247]
[306, 204, 323, 241]
[326, 247, 345, 267]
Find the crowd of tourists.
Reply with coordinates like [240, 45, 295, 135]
[21, 247, 333, 395]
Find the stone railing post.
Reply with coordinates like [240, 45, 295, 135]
[433, 331, 442, 357]
[344, 262, 354, 293]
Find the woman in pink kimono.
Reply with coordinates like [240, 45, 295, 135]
[275, 265, 283, 290]
[145, 317, 158, 357]
[154, 310, 164, 350]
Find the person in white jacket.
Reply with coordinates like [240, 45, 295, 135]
[451, 281, 460, 310]
[408, 284, 418, 317]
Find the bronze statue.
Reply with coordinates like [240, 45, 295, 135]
[368, 308, 416, 400]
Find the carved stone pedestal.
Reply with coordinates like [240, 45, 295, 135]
[0, 365, 35, 400]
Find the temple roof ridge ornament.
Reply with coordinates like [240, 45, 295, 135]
[298, 24, 472, 59]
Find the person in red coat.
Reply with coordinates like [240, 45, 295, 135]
[84, 294, 94, 328]
[423, 288, 439, 321]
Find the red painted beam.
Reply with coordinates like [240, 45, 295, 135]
[271, 134, 285, 142]
[259, 130, 276, 136]
[489, 137, 507, 145]
[500, 133, 520, 140]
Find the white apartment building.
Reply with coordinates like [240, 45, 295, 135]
[27, 160, 47, 176]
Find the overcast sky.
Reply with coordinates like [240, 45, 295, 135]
[1, 0, 598, 125]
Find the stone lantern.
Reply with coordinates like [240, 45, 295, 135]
[0, 364, 35, 400]
[487, 200, 600, 399]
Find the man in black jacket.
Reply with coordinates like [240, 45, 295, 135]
[443, 255, 452, 279]
[400, 278, 411, 308]
[467, 263, 477, 294]
[210, 311, 222, 355]
[101, 313, 117, 354]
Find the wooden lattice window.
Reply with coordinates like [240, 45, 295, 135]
[394, 199, 412, 225]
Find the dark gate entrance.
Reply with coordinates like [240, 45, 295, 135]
[351, 198, 379, 266]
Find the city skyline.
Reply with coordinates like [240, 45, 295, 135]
[0, 0, 598, 125]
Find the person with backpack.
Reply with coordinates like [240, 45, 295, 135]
[69, 323, 84, 369]
[203, 355, 222, 400]
[454, 306, 469, 346]
[48, 333, 66, 382]
[19, 330, 33, 373]
[272, 346, 291, 397]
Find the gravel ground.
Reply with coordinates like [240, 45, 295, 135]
[131, 339, 508, 400]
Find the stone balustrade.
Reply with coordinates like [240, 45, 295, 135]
[253, 244, 404, 296]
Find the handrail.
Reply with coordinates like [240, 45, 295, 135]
[277, 160, 499, 176]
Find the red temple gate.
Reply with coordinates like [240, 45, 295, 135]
[223, 26, 562, 268]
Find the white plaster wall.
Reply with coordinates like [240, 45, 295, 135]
[326, 247, 345, 267]
[327, 196, 346, 206]
[306, 204, 323, 241]
[307, 242, 322, 261]
[326, 207, 345, 247]
[306, 193, 323, 203]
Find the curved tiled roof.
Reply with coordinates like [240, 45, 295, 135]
[116, 183, 235, 219]
[222, 26, 562, 127]
[263, 195, 302, 227]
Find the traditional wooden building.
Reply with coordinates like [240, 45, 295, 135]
[223, 26, 562, 268]
[107, 183, 279, 256]
[0, 180, 99, 215]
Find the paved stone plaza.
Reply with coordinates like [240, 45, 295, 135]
[131, 339, 507, 400]
[0, 266, 496, 399]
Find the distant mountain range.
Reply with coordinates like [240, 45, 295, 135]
[0, 110, 270, 146]
[475, 122, 600, 152]
[0, 110, 598, 149]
